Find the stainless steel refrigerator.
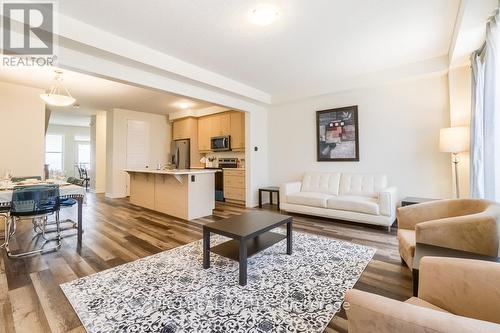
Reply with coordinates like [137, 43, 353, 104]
[171, 139, 190, 169]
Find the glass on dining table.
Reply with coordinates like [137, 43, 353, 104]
[3, 170, 12, 181]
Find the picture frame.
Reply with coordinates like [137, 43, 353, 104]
[316, 105, 359, 162]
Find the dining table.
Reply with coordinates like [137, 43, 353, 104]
[0, 181, 86, 249]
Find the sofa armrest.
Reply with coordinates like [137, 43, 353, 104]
[379, 186, 398, 217]
[419, 257, 500, 324]
[415, 213, 499, 256]
[279, 181, 302, 204]
[345, 289, 500, 333]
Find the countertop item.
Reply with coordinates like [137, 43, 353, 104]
[124, 169, 218, 175]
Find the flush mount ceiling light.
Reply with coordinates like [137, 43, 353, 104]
[175, 101, 194, 110]
[249, 4, 279, 26]
[40, 70, 76, 107]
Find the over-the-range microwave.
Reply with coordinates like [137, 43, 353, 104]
[211, 136, 231, 151]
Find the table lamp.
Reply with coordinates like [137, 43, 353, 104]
[439, 126, 470, 198]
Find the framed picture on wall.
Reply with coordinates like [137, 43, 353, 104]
[316, 105, 359, 161]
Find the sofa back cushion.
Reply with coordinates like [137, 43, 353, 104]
[301, 172, 341, 195]
[339, 173, 388, 198]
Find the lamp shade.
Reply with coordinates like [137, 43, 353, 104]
[439, 126, 469, 153]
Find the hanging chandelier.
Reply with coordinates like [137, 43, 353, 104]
[40, 70, 76, 107]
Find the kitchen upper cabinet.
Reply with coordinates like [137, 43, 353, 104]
[216, 113, 231, 136]
[171, 117, 203, 167]
[197, 116, 211, 152]
[197, 111, 245, 152]
[172, 118, 191, 140]
[208, 113, 230, 137]
[230, 112, 245, 150]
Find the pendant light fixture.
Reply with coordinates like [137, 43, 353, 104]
[40, 70, 76, 107]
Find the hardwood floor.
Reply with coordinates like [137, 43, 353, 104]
[0, 194, 412, 333]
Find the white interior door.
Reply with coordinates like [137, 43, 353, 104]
[126, 120, 150, 195]
[126, 120, 150, 169]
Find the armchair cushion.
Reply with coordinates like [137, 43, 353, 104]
[397, 229, 416, 267]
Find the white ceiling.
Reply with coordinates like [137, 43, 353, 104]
[57, 0, 461, 100]
[0, 65, 214, 115]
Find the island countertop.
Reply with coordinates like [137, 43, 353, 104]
[124, 169, 218, 175]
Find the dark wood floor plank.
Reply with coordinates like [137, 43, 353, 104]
[30, 269, 81, 333]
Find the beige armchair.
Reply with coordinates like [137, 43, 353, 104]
[345, 257, 500, 333]
[396, 199, 500, 268]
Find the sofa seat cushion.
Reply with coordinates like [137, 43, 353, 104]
[398, 229, 416, 268]
[326, 196, 380, 215]
[404, 297, 449, 313]
[286, 192, 333, 208]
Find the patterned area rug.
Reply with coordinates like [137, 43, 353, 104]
[61, 231, 375, 333]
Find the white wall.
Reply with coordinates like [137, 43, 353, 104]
[268, 74, 453, 199]
[105, 108, 171, 198]
[246, 110, 269, 206]
[0, 81, 45, 177]
[46, 124, 91, 177]
[448, 66, 472, 198]
[90, 111, 107, 193]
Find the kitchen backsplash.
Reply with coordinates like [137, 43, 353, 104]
[203, 151, 245, 168]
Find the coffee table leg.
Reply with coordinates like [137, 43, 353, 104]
[203, 228, 210, 269]
[239, 240, 247, 286]
[287, 220, 293, 255]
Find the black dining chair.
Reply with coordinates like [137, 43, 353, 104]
[75, 165, 90, 191]
[3, 185, 62, 258]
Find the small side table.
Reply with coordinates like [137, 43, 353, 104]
[401, 197, 438, 207]
[258, 187, 280, 210]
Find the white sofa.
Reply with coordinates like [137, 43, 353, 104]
[280, 172, 398, 230]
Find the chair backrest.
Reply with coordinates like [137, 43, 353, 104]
[11, 176, 42, 182]
[81, 167, 88, 179]
[75, 165, 83, 178]
[10, 185, 60, 217]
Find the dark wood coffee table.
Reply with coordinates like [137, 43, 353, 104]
[412, 243, 500, 296]
[203, 211, 293, 286]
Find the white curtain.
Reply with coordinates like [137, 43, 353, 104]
[471, 6, 499, 201]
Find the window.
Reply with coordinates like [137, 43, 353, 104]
[77, 143, 91, 169]
[45, 134, 63, 171]
[74, 134, 90, 142]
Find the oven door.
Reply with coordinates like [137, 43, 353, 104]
[210, 136, 230, 151]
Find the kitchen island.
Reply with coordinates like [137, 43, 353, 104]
[125, 169, 217, 220]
